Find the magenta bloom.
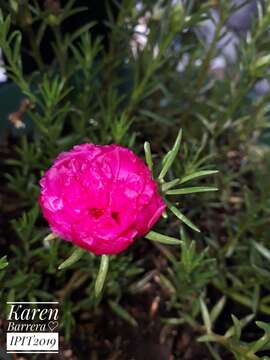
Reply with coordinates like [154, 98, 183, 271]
[39, 144, 166, 255]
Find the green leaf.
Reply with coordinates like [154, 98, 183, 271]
[200, 297, 212, 334]
[197, 334, 221, 343]
[144, 141, 153, 171]
[0, 256, 8, 270]
[95, 255, 110, 298]
[129, 271, 156, 294]
[231, 314, 242, 340]
[256, 321, 270, 333]
[253, 241, 270, 262]
[159, 129, 182, 180]
[249, 322, 270, 353]
[44, 232, 58, 242]
[161, 318, 185, 326]
[161, 178, 180, 192]
[225, 314, 254, 339]
[252, 285, 260, 314]
[58, 248, 85, 270]
[165, 200, 200, 232]
[179, 170, 219, 184]
[205, 343, 223, 360]
[108, 301, 138, 327]
[145, 230, 182, 245]
[166, 186, 218, 195]
[159, 274, 176, 294]
[210, 296, 226, 325]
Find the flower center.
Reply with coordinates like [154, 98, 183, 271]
[89, 208, 104, 219]
[111, 211, 120, 224]
[88, 208, 120, 224]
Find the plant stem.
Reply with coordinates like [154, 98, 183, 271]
[95, 255, 110, 298]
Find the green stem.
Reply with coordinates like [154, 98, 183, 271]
[95, 255, 110, 298]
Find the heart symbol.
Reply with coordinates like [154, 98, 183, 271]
[48, 321, 58, 332]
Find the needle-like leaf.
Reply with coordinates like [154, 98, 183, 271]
[144, 141, 153, 171]
[145, 230, 182, 245]
[0, 256, 8, 270]
[165, 200, 200, 232]
[161, 178, 180, 192]
[58, 247, 85, 270]
[166, 186, 218, 195]
[179, 170, 219, 184]
[159, 129, 182, 180]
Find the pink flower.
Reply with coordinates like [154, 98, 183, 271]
[39, 144, 166, 255]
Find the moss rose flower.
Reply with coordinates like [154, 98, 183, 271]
[39, 144, 166, 255]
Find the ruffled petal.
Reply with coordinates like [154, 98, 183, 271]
[39, 143, 166, 255]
